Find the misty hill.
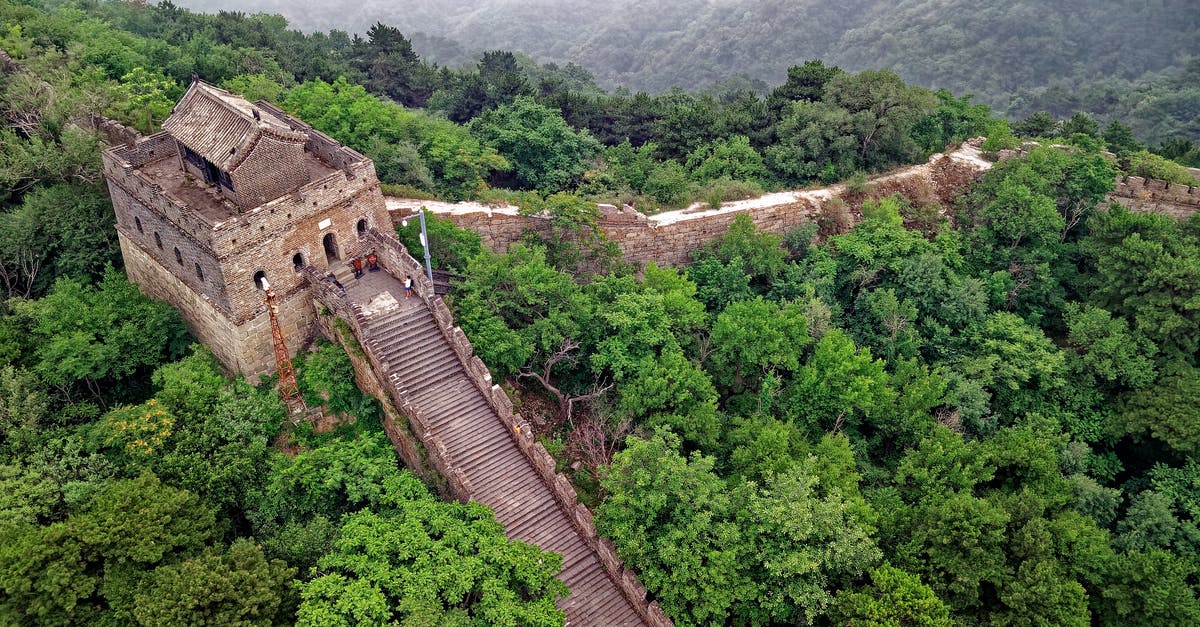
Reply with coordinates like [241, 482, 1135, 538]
[176, 0, 1199, 113]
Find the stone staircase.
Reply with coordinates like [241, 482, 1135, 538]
[358, 303, 648, 626]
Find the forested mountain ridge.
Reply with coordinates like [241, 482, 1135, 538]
[174, 0, 1200, 142]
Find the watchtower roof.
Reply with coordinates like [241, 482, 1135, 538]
[163, 80, 306, 171]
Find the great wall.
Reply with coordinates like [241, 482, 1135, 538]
[66, 61, 1198, 625]
[387, 140, 1200, 266]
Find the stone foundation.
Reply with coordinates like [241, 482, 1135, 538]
[120, 232, 315, 376]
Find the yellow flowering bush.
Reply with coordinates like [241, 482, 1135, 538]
[103, 399, 175, 455]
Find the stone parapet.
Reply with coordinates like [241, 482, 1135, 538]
[1109, 175, 1200, 219]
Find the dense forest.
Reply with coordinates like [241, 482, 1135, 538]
[172, 0, 1200, 145]
[1, 0, 1198, 625]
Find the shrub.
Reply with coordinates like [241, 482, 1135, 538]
[1126, 150, 1196, 185]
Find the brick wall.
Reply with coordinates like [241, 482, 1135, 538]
[214, 168, 388, 325]
[1109, 175, 1200, 219]
[401, 149, 982, 269]
[112, 198, 232, 314]
[119, 233, 315, 375]
[104, 146, 218, 250]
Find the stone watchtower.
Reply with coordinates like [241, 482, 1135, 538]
[102, 80, 389, 375]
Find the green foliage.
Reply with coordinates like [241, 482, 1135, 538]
[395, 210, 483, 274]
[598, 430, 880, 626]
[830, 564, 954, 627]
[1063, 303, 1157, 389]
[707, 298, 810, 395]
[784, 329, 894, 436]
[453, 244, 585, 377]
[12, 270, 190, 402]
[132, 539, 295, 626]
[0, 182, 120, 299]
[112, 67, 179, 134]
[1115, 366, 1200, 457]
[295, 494, 566, 626]
[1080, 206, 1200, 362]
[283, 78, 507, 199]
[250, 433, 406, 532]
[685, 135, 768, 185]
[643, 159, 691, 205]
[980, 119, 1019, 153]
[1126, 149, 1197, 185]
[469, 96, 601, 192]
[294, 340, 381, 425]
[0, 472, 217, 624]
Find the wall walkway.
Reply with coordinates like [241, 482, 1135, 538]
[305, 229, 670, 627]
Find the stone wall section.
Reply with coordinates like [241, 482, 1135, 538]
[110, 186, 232, 314]
[395, 145, 985, 269]
[396, 143, 1196, 271]
[119, 231, 316, 374]
[1108, 175, 1200, 219]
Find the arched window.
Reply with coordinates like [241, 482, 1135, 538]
[253, 270, 267, 290]
[293, 252, 304, 268]
[154, 232, 163, 249]
[135, 216, 143, 233]
[174, 247, 182, 265]
[195, 263, 204, 281]
[356, 219, 367, 237]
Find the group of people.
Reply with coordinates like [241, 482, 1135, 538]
[325, 249, 415, 299]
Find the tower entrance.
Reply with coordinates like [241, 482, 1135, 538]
[322, 232, 339, 263]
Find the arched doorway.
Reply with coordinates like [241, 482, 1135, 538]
[322, 232, 339, 262]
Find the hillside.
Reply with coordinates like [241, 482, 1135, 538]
[174, 0, 1200, 141]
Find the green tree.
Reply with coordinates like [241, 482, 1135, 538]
[0, 472, 216, 624]
[295, 496, 566, 626]
[1115, 365, 1200, 457]
[132, 539, 295, 626]
[13, 270, 189, 403]
[783, 329, 895, 437]
[684, 135, 768, 184]
[469, 96, 601, 192]
[0, 182, 119, 299]
[1063, 303, 1157, 389]
[453, 244, 584, 377]
[830, 565, 954, 627]
[707, 298, 810, 396]
[596, 431, 752, 626]
[1080, 206, 1200, 361]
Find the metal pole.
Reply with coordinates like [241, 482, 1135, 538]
[418, 209, 433, 284]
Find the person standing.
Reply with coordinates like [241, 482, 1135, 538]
[352, 256, 364, 279]
[404, 275, 414, 298]
[367, 249, 379, 272]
